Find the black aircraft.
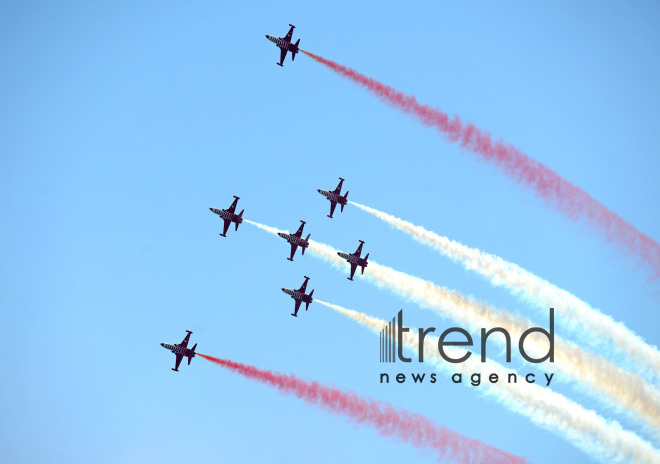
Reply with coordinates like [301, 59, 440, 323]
[318, 177, 348, 218]
[161, 330, 197, 372]
[265, 24, 300, 67]
[281, 276, 314, 317]
[277, 220, 311, 261]
[210, 196, 244, 237]
[338, 240, 369, 281]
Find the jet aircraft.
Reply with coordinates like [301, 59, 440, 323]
[281, 276, 314, 317]
[338, 240, 369, 280]
[318, 177, 348, 218]
[277, 220, 311, 261]
[265, 24, 300, 67]
[210, 196, 244, 237]
[161, 330, 197, 372]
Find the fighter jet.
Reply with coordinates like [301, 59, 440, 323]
[161, 330, 197, 372]
[318, 177, 348, 218]
[277, 220, 311, 261]
[210, 196, 244, 237]
[281, 276, 314, 317]
[338, 240, 369, 281]
[265, 24, 300, 67]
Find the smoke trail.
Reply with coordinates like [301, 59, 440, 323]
[349, 200, 660, 381]
[245, 219, 660, 431]
[314, 300, 660, 464]
[300, 50, 660, 280]
[197, 353, 527, 464]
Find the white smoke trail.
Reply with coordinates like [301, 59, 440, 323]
[315, 299, 660, 464]
[244, 219, 660, 431]
[349, 201, 660, 382]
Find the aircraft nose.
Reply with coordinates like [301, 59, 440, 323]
[209, 207, 213, 211]
[160, 343, 164, 346]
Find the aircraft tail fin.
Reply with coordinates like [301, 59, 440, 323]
[292, 39, 300, 61]
[188, 344, 197, 365]
[236, 210, 244, 230]
[364, 253, 369, 261]
[309, 289, 314, 299]
[340, 191, 348, 212]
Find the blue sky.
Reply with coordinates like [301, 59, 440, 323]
[1, 1, 659, 463]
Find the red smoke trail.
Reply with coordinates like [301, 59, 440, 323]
[198, 354, 527, 464]
[301, 50, 660, 280]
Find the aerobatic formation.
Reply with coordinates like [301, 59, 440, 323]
[158, 24, 660, 464]
[201, 176, 362, 318]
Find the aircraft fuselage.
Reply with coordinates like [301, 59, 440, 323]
[210, 207, 243, 224]
[318, 189, 348, 205]
[265, 35, 299, 53]
[278, 232, 309, 248]
[161, 342, 196, 359]
[281, 287, 313, 303]
[338, 252, 368, 267]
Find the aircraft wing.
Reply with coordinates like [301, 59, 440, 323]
[283, 25, 294, 42]
[328, 200, 337, 218]
[298, 277, 308, 293]
[294, 222, 305, 237]
[289, 243, 298, 261]
[349, 263, 358, 280]
[333, 178, 344, 194]
[227, 197, 239, 214]
[292, 299, 302, 317]
[278, 48, 287, 66]
[180, 332, 191, 348]
[354, 242, 364, 257]
[174, 354, 183, 371]
[222, 219, 231, 236]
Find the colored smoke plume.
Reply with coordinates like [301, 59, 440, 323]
[349, 200, 660, 382]
[315, 300, 660, 464]
[301, 50, 660, 280]
[197, 353, 528, 464]
[245, 219, 660, 431]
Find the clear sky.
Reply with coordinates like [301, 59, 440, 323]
[1, 1, 659, 463]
